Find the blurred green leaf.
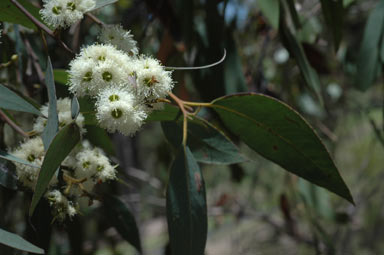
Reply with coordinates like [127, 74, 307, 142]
[224, 30, 247, 94]
[167, 146, 207, 255]
[103, 195, 142, 254]
[53, 69, 69, 85]
[162, 117, 246, 164]
[147, 104, 181, 122]
[0, 149, 39, 168]
[258, 0, 280, 29]
[299, 178, 333, 220]
[91, 0, 118, 11]
[0, 0, 42, 30]
[0, 84, 41, 115]
[78, 97, 97, 125]
[42, 57, 59, 150]
[0, 228, 44, 254]
[212, 93, 353, 203]
[280, 21, 323, 104]
[84, 125, 115, 155]
[30, 123, 81, 217]
[320, 0, 344, 50]
[355, 0, 384, 91]
[0, 159, 18, 190]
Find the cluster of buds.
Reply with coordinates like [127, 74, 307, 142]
[68, 25, 174, 136]
[11, 98, 116, 221]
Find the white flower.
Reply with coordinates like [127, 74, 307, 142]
[45, 189, 78, 220]
[80, 44, 131, 65]
[68, 58, 97, 96]
[33, 98, 85, 134]
[136, 66, 174, 99]
[95, 87, 148, 136]
[93, 59, 127, 89]
[68, 44, 134, 97]
[99, 25, 138, 56]
[11, 137, 46, 190]
[74, 143, 116, 183]
[40, 0, 95, 29]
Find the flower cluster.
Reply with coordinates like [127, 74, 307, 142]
[40, 0, 95, 29]
[68, 26, 174, 136]
[11, 98, 116, 221]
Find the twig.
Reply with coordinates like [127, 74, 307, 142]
[0, 109, 29, 137]
[368, 117, 384, 147]
[168, 92, 189, 145]
[86, 13, 104, 26]
[10, 0, 74, 55]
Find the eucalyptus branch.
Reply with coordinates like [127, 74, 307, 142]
[0, 109, 29, 137]
[10, 0, 74, 55]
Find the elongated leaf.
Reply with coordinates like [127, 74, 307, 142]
[42, 57, 59, 149]
[147, 104, 181, 122]
[0, 0, 42, 30]
[0, 159, 18, 190]
[258, 0, 280, 29]
[167, 146, 207, 255]
[280, 21, 323, 104]
[71, 97, 80, 120]
[103, 195, 142, 254]
[91, 0, 118, 11]
[162, 117, 245, 164]
[355, 0, 384, 91]
[53, 69, 69, 85]
[0, 84, 41, 115]
[0, 149, 39, 168]
[0, 228, 44, 254]
[320, 0, 343, 50]
[212, 93, 353, 203]
[30, 123, 81, 217]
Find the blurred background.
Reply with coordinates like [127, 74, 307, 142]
[1, 0, 384, 254]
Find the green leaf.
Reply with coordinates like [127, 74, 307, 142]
[84, 125, 115, 155]
[0, 84, 41, 115]
[30, 123, 81, 217]
[146, 104, 181, 122]
[166, 146, 207, 255]
[161, 117, 246, 164]
[0, 159, 18, 190]
[71, 97, 80, 120]
[355, 0, 384, 91]
[0, 0, 42, 30]
[103, 195, 142, 254]
[0, 149, 39, 168]
[91, 0, 118, 11]
[42, 57, 59, 150]
[0, 228, 44, 254]
[280, 21, 323, 104]
[211, 93, 353, 203]
[258, 0, 280, 29]
[53, 69, 69, 85]
[78, 97, 97, 125]
[320, 0, 344, 50]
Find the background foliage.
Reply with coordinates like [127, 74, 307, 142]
[1, 0, 384, 254]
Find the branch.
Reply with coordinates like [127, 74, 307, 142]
[0, 109, 29, 137]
